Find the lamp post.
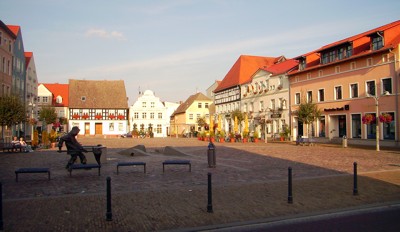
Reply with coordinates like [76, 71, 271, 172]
[368, 89, 390, 152]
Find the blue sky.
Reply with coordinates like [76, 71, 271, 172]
[1, 0, 399, 105]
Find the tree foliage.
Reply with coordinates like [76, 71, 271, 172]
[231, 109, 244, 123]
[38, 105, 57, 125]
[197, 116, 206, 127]
[296, 101, 322, 125]
[0, 95, 26, 127]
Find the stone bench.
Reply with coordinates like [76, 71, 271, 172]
[163, 160, 191, 172]
[69, 164, 101, 177]
[297, 137, 316, 146]
[15, 167, 50, 182]
[116, 161, 146, 174]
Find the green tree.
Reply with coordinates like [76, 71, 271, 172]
[0, 95, 26, 138]
[38, 106, 57, 130]
[295, 100, 322, 137]
[196, 116, 206, 131]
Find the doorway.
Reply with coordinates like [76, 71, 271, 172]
[85, 123, 90, 135]
[338, 115, 346, 137]
[95, 123, 103, 135]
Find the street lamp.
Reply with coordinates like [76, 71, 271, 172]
[367, 89, 390, 151]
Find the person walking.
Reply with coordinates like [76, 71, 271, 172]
[57, 126, 88, 170]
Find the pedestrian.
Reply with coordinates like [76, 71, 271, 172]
[19, 137, 33, 152]
[58, 126, 88, 170]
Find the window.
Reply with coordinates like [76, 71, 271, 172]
[259, 101, 264, 111]
[366, 81, 376, 96]
[372, 35, 384, 50]
[43, 96, 49, 103]
[151, 102, 155, 108]
[295, 93, 300, 105]
[307, 91, 312, 103]
[367, 58, 373, 66]
[244, 103, 248, 112]
[142, 112, 146, 119]
[134, 112, 139, 119]
[350, 83, 358, 98]
[299, 58, 306, 70]
[335, 66, 340, 73]
[350, 62, 356, 70]
[156, 124, 162, 134]
[250, 102, 254, 112]
[150, 112, 154, 119]
[189, 114, 193, 120]
[307, 73, 311, 80]
[329, 50, 336, 62]
[346, 45, 353, 58]
[318, 70, 323, 77]
[351, 114, 361, 138]
[56, 96, 62, 104]
[270, 99, 275, 110]
[335, 86, 342, 100]
[382, 112, 395, 140]
[318, 89, 325, 102]
[158, 113, 162, 119]
[198, 103, 202, 108]
[205, 103, 209, 108]
[196, 114, 200, 119]
[382, 78, 392, 94]
[142, 102, 146, 108]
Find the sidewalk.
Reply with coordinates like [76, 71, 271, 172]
[1, 137, 399, 231]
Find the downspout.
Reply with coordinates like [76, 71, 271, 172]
[389, 48, 399, 144]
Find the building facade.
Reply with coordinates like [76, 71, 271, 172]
[0, 20, 15, 97]
[289, 20, 400, 145]
[170, 92, 213, 136]
[24, 52, 38, 138]
[214, 55, 284, 134]
[129, 90, 179, 137]
[242, 59, 297, 139]
[68, 79, 129, 136]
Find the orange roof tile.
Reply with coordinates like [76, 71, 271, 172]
[262, 59, 298, 75]
[42, 83, 69, 107]
[214, 55, 279, 92]
[25, 52, 33, 68]
[6, 25, 20, 36]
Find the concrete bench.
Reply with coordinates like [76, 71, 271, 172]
[116, 161, 146, 174]
[69, 164, 101, 177]
[15, 167, 50, 182]
[163, 160, 191, 172]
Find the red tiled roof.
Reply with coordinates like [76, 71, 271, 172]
[42, 83, 69, 107]
[291, 20, 400, 75]
[6, 25, 20, 36]
[214, 55, 279, 92]
[25, 52, 33, 68]
[262, 59, 298, 75]
[0, 20, 17, 39]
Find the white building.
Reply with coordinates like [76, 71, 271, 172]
[242, 59, 297, 138]
[129, 90, 179, 137]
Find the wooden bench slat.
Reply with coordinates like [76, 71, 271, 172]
[163, 160, 191, 172]
[69, 164, 101, 176]
[116, 162, 146, 174]
[15, 167, 50, 182]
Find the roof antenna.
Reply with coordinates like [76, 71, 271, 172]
[138, 86, 141, 95]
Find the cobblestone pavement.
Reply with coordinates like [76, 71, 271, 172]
[1, 137, 400, 231]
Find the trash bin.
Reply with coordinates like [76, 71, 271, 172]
[342, 136, 347, 148]
[207, 142, 216, 168]
[83, 144, 107, 165]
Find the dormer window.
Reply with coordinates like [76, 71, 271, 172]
[56, 95, 63, 104]
[298, 57, 306, 70]
[371, 32, 384, 50]
[81, 96, 86, 101]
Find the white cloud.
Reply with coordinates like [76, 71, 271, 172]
[85, 28, 126, 41]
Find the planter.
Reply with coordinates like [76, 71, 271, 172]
[243, 138, 248, 143]
[210, 137, 215, 143]
[219, 138, 224, 143]
[230, 138, 235, 143]
[50, 142, 56, 148]
[254, 138, 258, 143]
[280, 136, 284, 141]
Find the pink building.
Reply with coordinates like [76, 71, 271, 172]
[289, 20, 400, 146]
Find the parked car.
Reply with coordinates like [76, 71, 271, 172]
[121, 131, 133, 138]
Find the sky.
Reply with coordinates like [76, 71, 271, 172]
[1, 0, 399, 105]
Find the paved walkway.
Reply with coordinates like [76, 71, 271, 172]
[1, 137, 399, 231]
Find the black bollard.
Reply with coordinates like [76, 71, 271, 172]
[353, 162, 358, 196]
[288, 167, 293, 204]
[207, 173, 213, 213]
[0, 182, 3, 230]
[106, 177, 112, 221]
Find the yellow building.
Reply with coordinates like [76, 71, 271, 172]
[170, 92, 213, 137]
